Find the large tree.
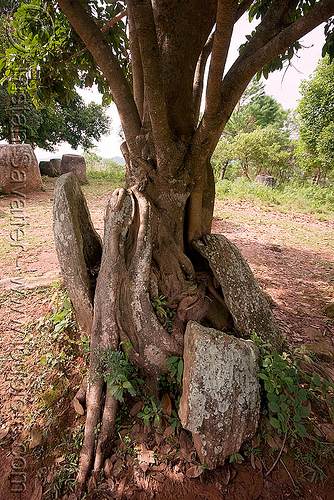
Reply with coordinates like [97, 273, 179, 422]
[3, 0, 334, 493]
[296, 55, 334, 183]
[0, 88, 110, 150]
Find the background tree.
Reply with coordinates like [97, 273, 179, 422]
[214, 125, 294, 182]
[213, 78, 293, 181]
[0, 9, 110, 150]
[223, 77, 289, 138]
[296, 56, 334, 184]
[0, 88, 110, 149]
[3, 0, 334, 493]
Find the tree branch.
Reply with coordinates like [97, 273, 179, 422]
[127, 4, 144, 121]
[57, 0, 141, 156]
[236, 0, 253, 21]
[101, 8, 127, 33]
[192, 0, 334, 167]
[193, 33, 214, 125]
[128, 0, 170, 166]
[204, 0, 238, 117]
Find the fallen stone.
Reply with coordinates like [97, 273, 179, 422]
[53, 172, 102, 336]
[39, 158, 61, 177]
[0, 144, 42, 194]
[60, 154, 87, 183]
[179, 321, 260, 469]
[193, 234, 283, 351]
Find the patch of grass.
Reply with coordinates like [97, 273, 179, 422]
[87, 160, 125, 185]
[216, 178, 334, 218]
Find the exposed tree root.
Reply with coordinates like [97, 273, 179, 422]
[69, 186, 182, 493]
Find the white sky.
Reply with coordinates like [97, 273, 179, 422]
[35, 19, 326, 161]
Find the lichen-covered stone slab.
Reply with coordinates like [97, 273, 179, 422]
[60, 154, 87, 183]
[194, 234, 282, 351]
[179, 321, 260, 468]
[53, 173, 102, 335]
[0, 144, 42, 194]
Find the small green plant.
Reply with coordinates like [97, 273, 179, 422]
[138, 396, 163, 427]
[229, 452, 244, 464]
[36, 283, 77, 340]
[94, 342, 143, 402]
[168, 409, 181, 432]
[253, 333, 334, 439]
[151, 295, 176, 332]
[166, 355, 184, 385]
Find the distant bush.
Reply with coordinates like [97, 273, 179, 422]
[84, 151, 126, 185]
[216, 178, 334, 217]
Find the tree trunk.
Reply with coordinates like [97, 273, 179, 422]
[54, 144, 282, 493]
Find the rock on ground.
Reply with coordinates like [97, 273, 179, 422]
[194, 234, 283, 352]
[0, 144, 42, 194]
[60, 154, 87, 184]
[179, 321, 260, 469]
[53, 172, 102, 336]
[39, 158, 61, 177]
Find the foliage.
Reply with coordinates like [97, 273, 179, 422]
[253, 333, 334, 440]
[0, 86, 110, 150]
[36, 282, 77, 340]
[43, 423, 85, 499]
[0, 0, 129, 105]
[94, 342, 143, 402]
[151, 295, 176, 333]
[296, 56, 334, 183]
[213, 79, 293, 183]
[213, 125, 294, 183]
[223, 78, 289, 139]
[165, 355, 184, 386]
[137, 396, 163, 427]
[215, 178, 334, 218]
[0, 9, 110, 150]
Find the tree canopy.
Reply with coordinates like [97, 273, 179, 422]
[296, 56, 334, 183]
[0, 5, 110, 150]
[223, 77, 289, 138]
[0, 87, 111, 150]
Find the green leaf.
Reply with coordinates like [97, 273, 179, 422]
[166, 356, 179, 365]
[297, 389, 308, 401]
[295, 423, 307, 438]
[268, 393, 278, 402]
[122, 381, 133, 389]
[269, 417, 280, 429]
[259, 373, 269, 380]
[297, 405, 310, 418]
[278, 412, 287, 422]
[177, 359, 184, 384]
[284, 377, 294, 386]
[63, 299, 71, 309]
[268, 401, 280, 413]
[108, 385, 119, 396]
[280, 402, 289, 412]
[312, 373, 322, 386]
